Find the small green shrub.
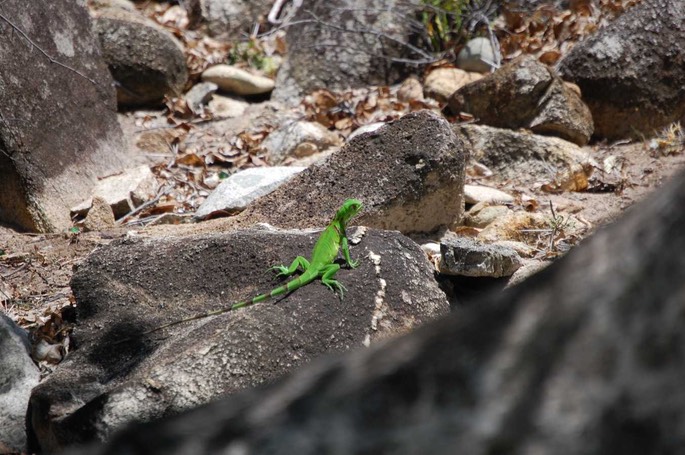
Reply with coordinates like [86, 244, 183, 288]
[227, 39, 278, 76]
[420, 0, 470, 52]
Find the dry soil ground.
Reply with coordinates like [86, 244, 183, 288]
[1, 130, 684, 374]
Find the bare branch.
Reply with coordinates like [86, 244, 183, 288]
[0, 11, 100, 88]
[300, 42, 437, 65]
[268, 0, 303, 24]
[280, 9, 435, 63]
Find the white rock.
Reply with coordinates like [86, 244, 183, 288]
[457, 37, 498, 73]
[32, 339, 63, 364]
[194, 167, 305, 219]
[207, 94, 248, 118]
[202, 64, 275, 95]
[420, 242, 441, 256]
[184, 82, 218, 113]
[347, 122, 386, 141]
[260, 121, 342, 164]
[465, 203, 512, 228]
[71, 165, 158, 219]
[82, 196, 116, 232]
[464, 184, 515, 205]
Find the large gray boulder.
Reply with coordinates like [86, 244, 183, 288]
[0, 0, 128, 232]
[93, 8, 188, 106]
[0, 314, 40, 454]
[30, 228, 449, 452]
[449, 56, 593, 146]
[558, 0, 685, 139]
[237, 110, 469, 233]
[62, 162, 685, 455]
[272, 0, 426, 103]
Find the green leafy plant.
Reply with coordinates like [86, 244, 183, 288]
[420, 0, 500, 55]
[420, 0, 470, 52]
[227, 39, 278, 76]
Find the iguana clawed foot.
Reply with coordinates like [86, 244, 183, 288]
[323, 280, 347, 299]
[271, 256, 310, 277]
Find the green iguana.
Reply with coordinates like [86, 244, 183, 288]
[120, 198, 363, 341]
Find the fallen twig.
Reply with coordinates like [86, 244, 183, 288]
[0, 11, 99, 87]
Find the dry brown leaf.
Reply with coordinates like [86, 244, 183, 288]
[497, 1, 641, 65]
[539, 49, 561, 64]
[176, 153, 205, 167]
[275, 34, 287, 54]
[249, 155, 268, 166]
[334, 117, 353, 130]
[143, 204, 178, 216]
[541, 166, 590, 193]
[309, 89, 338, 110]
[522, 196, 539, 212]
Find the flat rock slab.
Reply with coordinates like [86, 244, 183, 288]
[29, 228, 448, 452]
[464, 184, 515, 205]
[0, 0, 128, 232]
[439, 236, 523, 278]
[194, 166, 305, 219]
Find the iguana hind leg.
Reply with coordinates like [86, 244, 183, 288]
[319, 263, 347, 298]
[272, 256, 310, 277]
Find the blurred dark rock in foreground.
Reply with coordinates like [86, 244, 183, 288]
[64, 168, 685, 454]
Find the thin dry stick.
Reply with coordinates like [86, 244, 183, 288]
[116, 184, 173, 225]
[258, 8, 437, 64]
[0, 12, 100, 87]
[1, 262, 28, 279]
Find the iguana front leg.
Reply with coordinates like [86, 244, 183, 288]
[341, 236, 359, 268]
[272, 256, 310, 277]
[318, 263, 346, 298]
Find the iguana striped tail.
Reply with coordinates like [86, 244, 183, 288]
[114, 272, 316, 344]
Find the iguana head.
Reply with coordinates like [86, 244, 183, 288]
[336, 198, 363, 224]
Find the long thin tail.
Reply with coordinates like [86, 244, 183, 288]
[114, 275, 309, 344]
